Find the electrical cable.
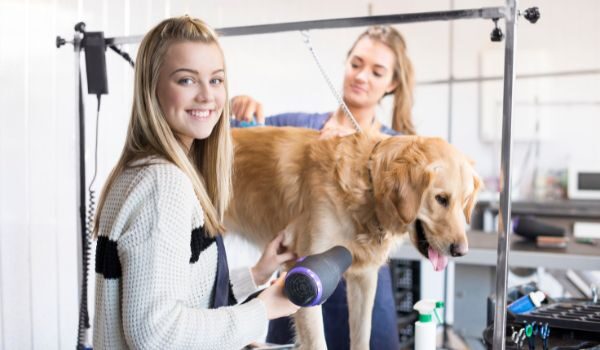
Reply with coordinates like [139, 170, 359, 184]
[76, 93, 101, 350]
[75, 25, 130, 348]
[108, 45, 135, 67]
[89, 94, 102, 193]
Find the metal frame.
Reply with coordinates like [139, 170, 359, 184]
[419, 68, 600, 85]
[101, 7, 506, 45]
[60, 3, 527, 349]
[493, 2, 517, 349]
[71, 31, 93, 349]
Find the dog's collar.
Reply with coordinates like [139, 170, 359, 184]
[367, 140, 386, 243]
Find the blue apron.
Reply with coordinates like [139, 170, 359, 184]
[211, 234, 232, 308]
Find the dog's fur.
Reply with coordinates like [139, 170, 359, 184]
[225, 127, 481, 350]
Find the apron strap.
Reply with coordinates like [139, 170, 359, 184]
[211, 234, 232, 308]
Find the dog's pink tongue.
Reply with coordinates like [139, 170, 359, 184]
[428, 247, 449, 272]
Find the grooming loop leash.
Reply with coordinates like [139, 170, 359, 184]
[300, 30, 362, 133]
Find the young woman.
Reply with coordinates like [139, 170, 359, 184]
[231, 25, 415, 349]
[93, 16, 298, 349]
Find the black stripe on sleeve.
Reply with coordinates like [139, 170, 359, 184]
[96, 236, 122, 279]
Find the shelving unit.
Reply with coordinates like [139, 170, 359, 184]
[390, 259, 421, 349]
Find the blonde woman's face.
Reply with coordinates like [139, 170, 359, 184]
[157, 41, 226, 149]
[343, 37, 398, 109]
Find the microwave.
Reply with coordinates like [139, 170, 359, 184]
[568, 166, 600, 200]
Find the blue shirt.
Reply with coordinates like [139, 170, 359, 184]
[232, 112, 400, 136]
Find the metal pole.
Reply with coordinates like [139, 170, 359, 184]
[419, 68, 600, 85]
[74, 31, 92, 349]
[73, 31, 83, 309]
[447, 2, 455, 142]
[105, 7, 506, 46]
[492, 0, 518, 349]
[442, 1, 455, 347]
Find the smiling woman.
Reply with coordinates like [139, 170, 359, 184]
[156, 41, 227, 147]
[91, 16, 299, 350]
[231, 25, 415, 139]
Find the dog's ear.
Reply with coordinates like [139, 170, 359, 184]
[463, 173, 483, 224]
[373, 141, 433, 230]
[397, 162, 433, 224]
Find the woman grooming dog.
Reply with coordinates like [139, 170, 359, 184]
[92, 16, 299, 349]
[230, 25, 415, 350]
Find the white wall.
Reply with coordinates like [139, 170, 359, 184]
[0, 1, 80, 349]
[1, 0, 599, 348]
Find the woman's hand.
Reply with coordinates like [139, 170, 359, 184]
[251, 230, 297, 286]
[256, 272, 300, 319]
[230, 95, 265, 124]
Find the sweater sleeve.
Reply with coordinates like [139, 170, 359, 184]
[230, 266, 260, 302]
[117, 166, 268, 350]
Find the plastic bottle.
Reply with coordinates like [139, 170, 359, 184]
[507, 291, 546, 314]
[414, 299, 442, 350]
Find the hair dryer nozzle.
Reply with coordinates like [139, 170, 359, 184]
[285, 246, 352, 307]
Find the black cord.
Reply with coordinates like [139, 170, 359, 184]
[89, 94, 101, 192]
[73, 25, 123, 349]
[76, 94, 101, 350]
[75, 68, 89, 350]
[108, 45, 134, 67]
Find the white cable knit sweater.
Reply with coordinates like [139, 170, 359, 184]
[93, 159, 267, 349]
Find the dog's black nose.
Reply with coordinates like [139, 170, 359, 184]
[450, 243, 468, 257]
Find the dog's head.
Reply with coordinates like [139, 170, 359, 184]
[370, 136, 482, 271]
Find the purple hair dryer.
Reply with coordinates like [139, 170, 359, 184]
[284, 246, 352, 307]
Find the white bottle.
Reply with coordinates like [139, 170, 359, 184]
[414, 299, 440, 350]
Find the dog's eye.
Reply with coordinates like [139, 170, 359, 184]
[435, 194, 449, 207]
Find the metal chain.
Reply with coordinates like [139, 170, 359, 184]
[301, 30, 362, 133]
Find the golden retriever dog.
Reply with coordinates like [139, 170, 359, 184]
[225, 127, 481, 350]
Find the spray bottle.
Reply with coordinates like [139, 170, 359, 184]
[414, 299, 443, 350]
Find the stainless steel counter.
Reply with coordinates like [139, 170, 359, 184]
[390, 230, 600, 270]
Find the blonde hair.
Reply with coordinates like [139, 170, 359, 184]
[95, 16, 232, 236]
[349, 26, 416, 135]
